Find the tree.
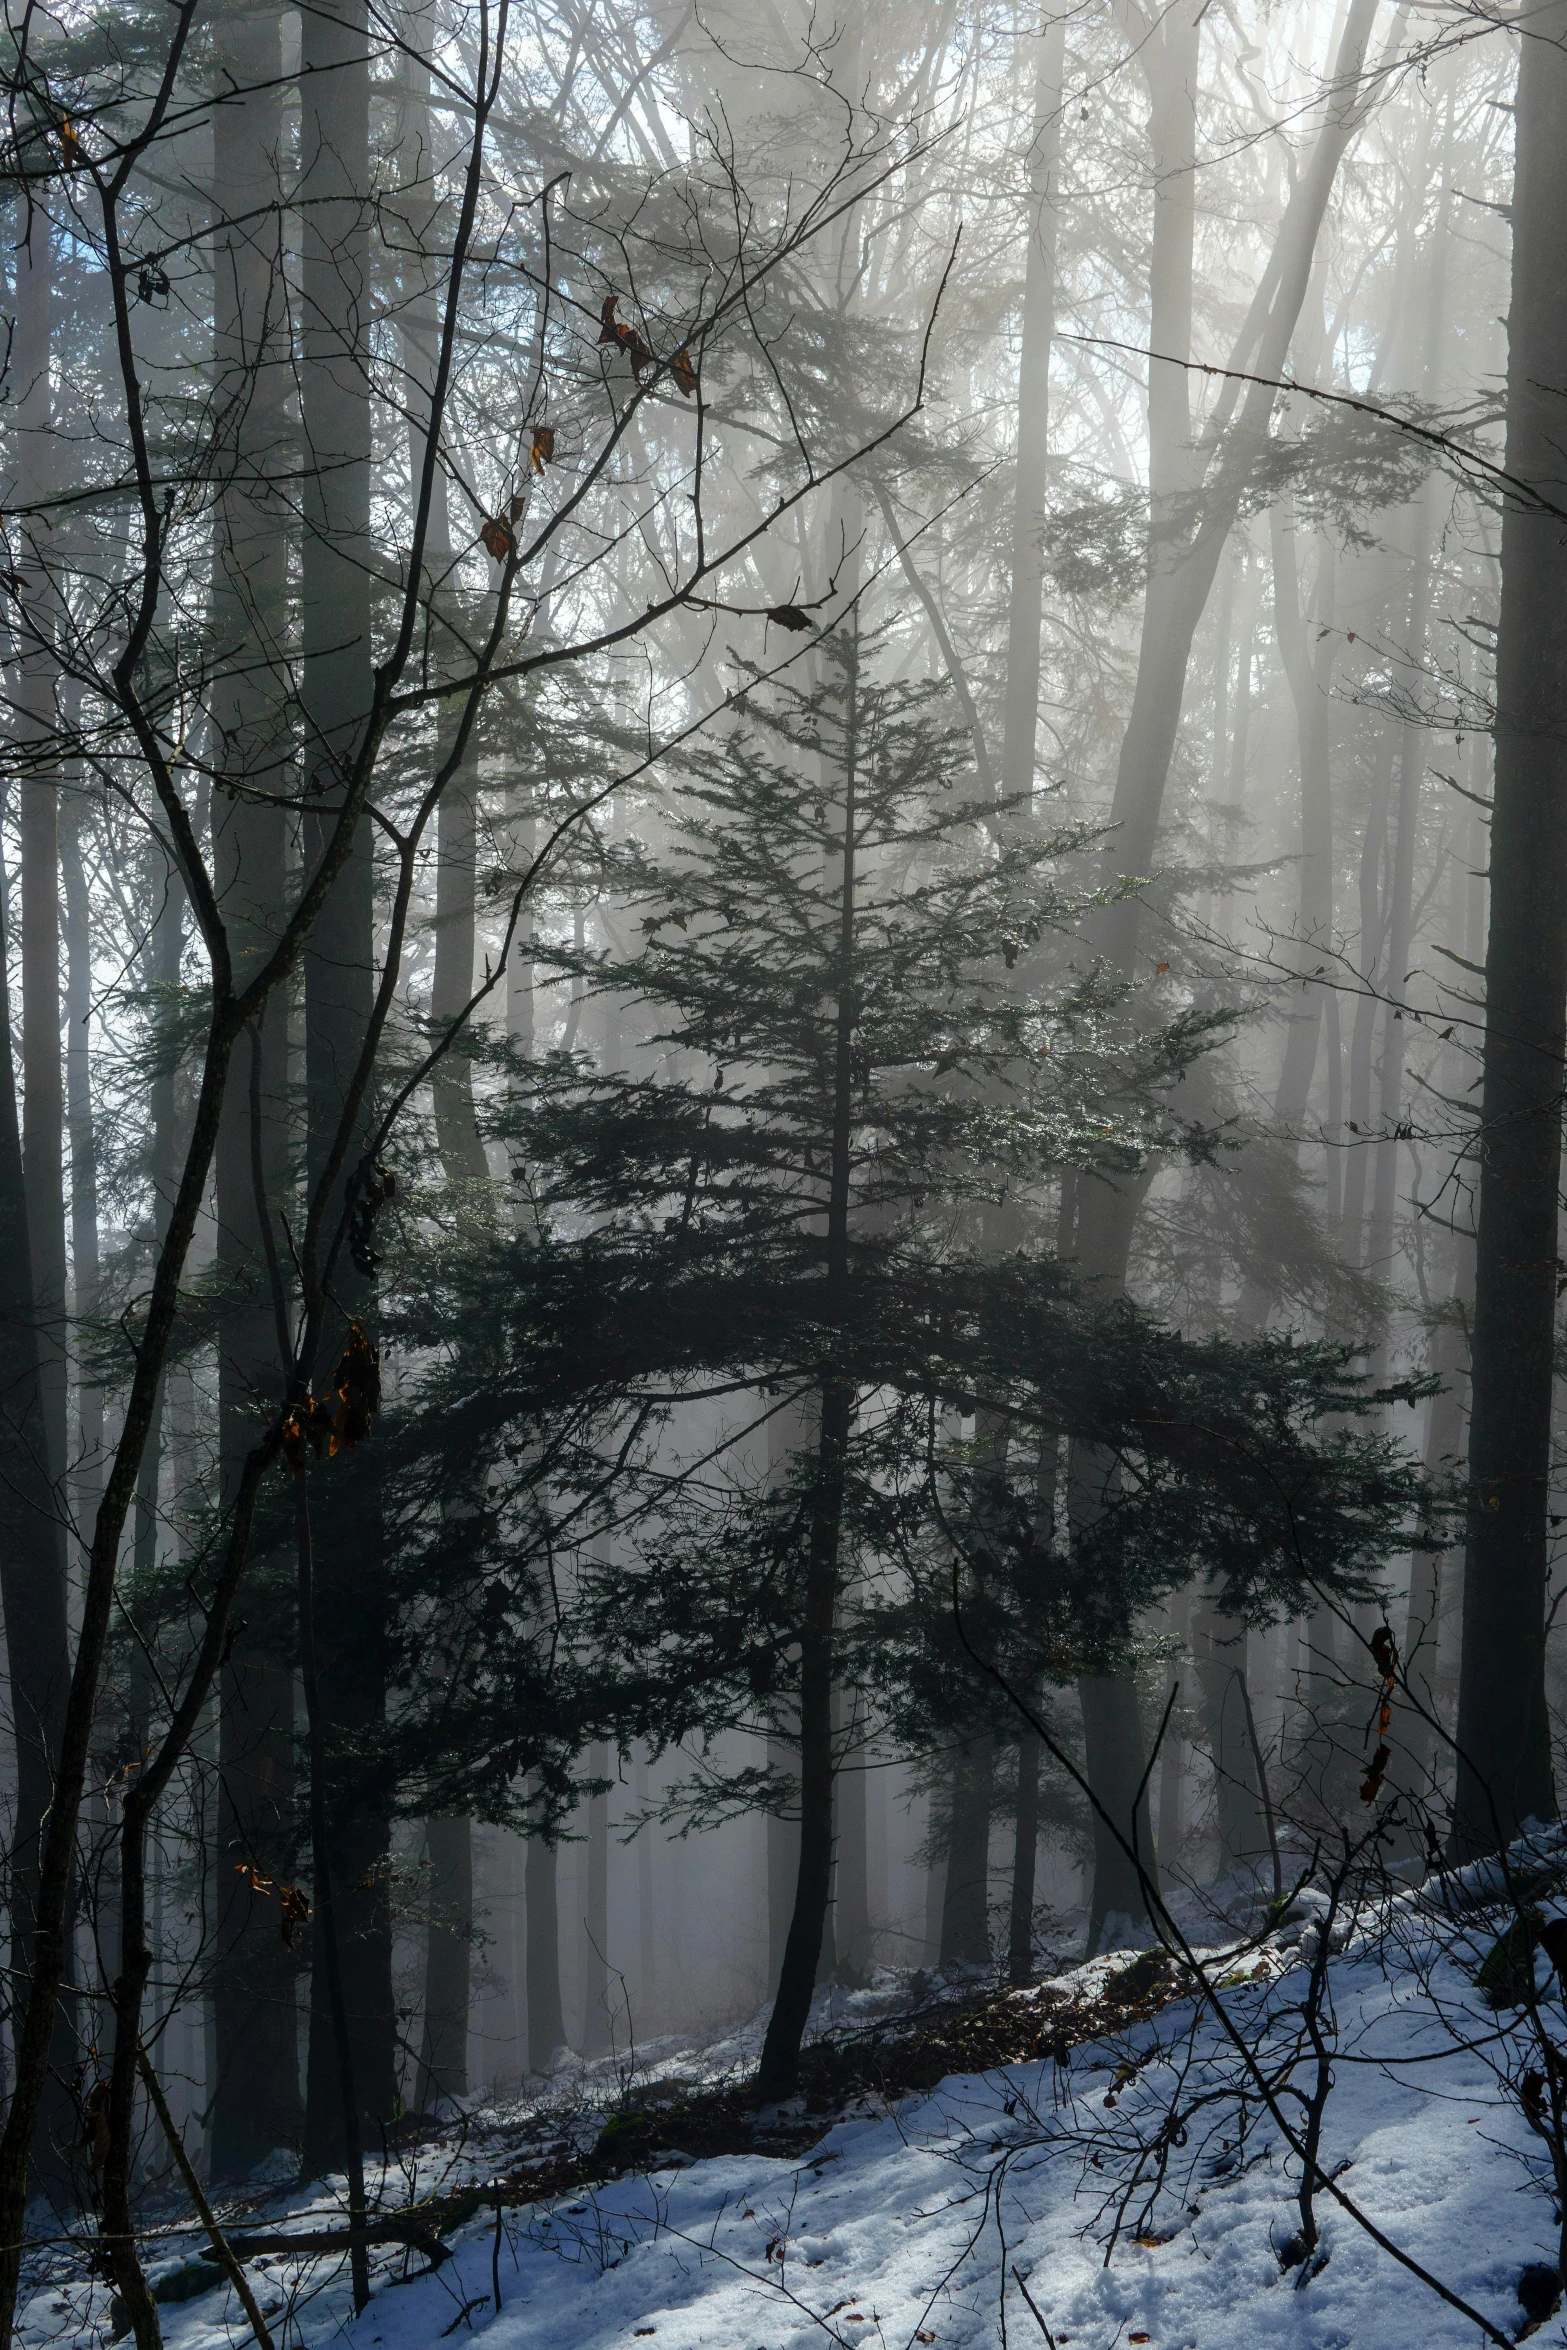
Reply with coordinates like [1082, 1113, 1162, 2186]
[1449, 0, 1567, 1856]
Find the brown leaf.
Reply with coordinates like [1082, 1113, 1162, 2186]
[279, 1884, 311, 1946]
[480, 514, 514, 562]
[60, 116, 81, 168]
[769, 603, 813, 631]
[669, 346, 698, 397]
[598, 293, 653, 376]
[1539, 1919, 1567, 1977]
[1154, 960, 1169, 974]
[235, 1861, 275, 1897]
[529, 424, 556, 474]
[1359, 1741, 1391, 1804]
[327, 1321, 381, 1456]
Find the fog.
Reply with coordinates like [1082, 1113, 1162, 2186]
[0, 0, 1556, 2319]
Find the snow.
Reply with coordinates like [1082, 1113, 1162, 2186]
[33, 1852, 1567, 2350]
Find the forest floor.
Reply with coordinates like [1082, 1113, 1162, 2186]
[30, 1843, 1567, 2350]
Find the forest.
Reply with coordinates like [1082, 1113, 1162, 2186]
[0, 0, 1562, 2343]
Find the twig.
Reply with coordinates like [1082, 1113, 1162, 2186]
[135, 2044, 276, 2350]
[1010, 2264, 1057, 2346]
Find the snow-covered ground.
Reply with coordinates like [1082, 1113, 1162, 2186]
[32, 1845, 1567, 2350]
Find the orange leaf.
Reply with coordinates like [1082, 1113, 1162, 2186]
[480, 515, 514, 562]
[670, 346, 698, 397]
[529, 424, 556, 474]
[1154, 960, 1169, 974]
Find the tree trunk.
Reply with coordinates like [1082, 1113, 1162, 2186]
[939, 1735, 996, 1969]
[1450, 0, 1567, 1854]
[1267, 500, 1334, 1129]
[0, 825, 73, 2190]
[834, 1698, 873, 1984]
[1079, 1674, 1159, 1953]
[416, 1816, 473, 2109]
[299, 0, 396, 2167]
[1008, 1725, 1042, 1986]
[207, 0, 300, 2177]
[525, 1831, 565, 2068]
[12, 218, 68, 1541]
[60, 785, 102, 1541]
[1192, 1600, 1266, 1881]
[757, 620, 862, 2101]
[1000, 12, 1065, 800]
[581, 1744, 611, 2055]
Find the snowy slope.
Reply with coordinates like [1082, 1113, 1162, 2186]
[30, 1870, 1567, 2350]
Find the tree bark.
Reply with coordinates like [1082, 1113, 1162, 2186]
[1450, 0, 1567, 1854]
[1000, 12, 1065, 801]
[525, 1829, 565, 2068]
[299, 0, 396, 2166]
[207, 0, 299, 2177]
[581, 1744, 611, 2055]
[0, 826, 72, 2191]
[757, 621, 862, 2101]
[416, 1816, 473, 2108]
[939, 1735, 996, 1968]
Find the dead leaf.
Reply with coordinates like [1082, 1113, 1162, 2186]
[327, 1321, 381, 1455]
[60, 116, 80, 168]
[279, 1884, 311, 1946]
[1154, 960, 1169, 974]
[1359, 1740, 1391, 1804]
[529, 424, 556, 474]
[480, 514, 514, 562]
[669, 346, 698, 397]
[599, 293, 653, 377]
[769, 603, 814, 631]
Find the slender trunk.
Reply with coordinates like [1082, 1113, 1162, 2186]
[636, 1751, 657, 2029]
[581, 1744, 611, 2055]
[208, 0, 298, 2174]
[1267, 502, 1335, 1130]
[1000, 13, 1065, 800]
[1450, 0, 1567, 1853]
[295, 1467, 370, 2310]
[1193, 1600, 1266, 1881]
[299, 0, 395, 2165]
[1339, 725, 1397, 1256]
[834, 1699, 873, 1984]
[1079, 1672, 1160, 1952]
[524, 1830, 565, 2068]
[1156, 1592, 1189, 1868]
[13, 221, 67, 1534]
[4, 173, 77, 2204]
[60, 788, 102, 1538]
[1008, 1725, 1042, 1986]
[939, 1735, 996, 1968]
[415, 1816, 473, 2108]
[757, 622, 861, 2101]
[0, 830, 72, 2190]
